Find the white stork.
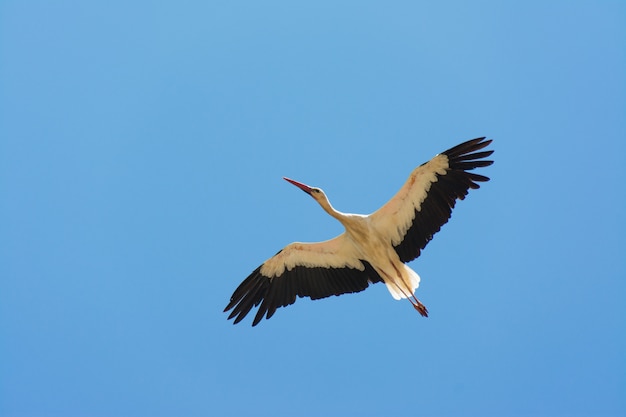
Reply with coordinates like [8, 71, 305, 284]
[224, 137, 493, 326]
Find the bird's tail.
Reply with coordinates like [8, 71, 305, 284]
[384, 264, 421, 300]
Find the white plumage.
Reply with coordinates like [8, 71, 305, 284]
[224, 137, 494, 326]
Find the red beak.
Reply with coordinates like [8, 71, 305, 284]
[283, 177, 313, 195]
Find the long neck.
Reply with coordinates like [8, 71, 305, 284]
[316, 194, 347, 222]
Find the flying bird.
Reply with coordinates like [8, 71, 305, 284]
[224, 137, 493, 326]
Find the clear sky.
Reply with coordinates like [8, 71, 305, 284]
[1, 1, 624, 416]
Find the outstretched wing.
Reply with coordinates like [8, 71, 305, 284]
[224, 234, 383, 326]
[370, 137, 493, 263]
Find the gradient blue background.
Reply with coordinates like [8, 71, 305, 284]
[1, 1, 624, 416]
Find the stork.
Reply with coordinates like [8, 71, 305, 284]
[224, 137, 493, 326]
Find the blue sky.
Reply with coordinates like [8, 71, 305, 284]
[1, 1, 624, 416]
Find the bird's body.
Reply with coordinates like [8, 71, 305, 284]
[225, 137, 493, 326]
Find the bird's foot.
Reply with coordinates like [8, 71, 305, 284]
[412, 300, 429, 317]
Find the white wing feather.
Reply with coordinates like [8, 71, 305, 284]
[370, 154, 449, 245]
[260, 234, 365, 278]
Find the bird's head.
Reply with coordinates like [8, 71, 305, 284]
[283, 177, 327, 203]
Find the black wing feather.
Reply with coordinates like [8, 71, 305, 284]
[224, 261, 383, 326]
[394, 137, 493, 263]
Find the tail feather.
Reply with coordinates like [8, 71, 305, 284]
[384, 265, 420, 300]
